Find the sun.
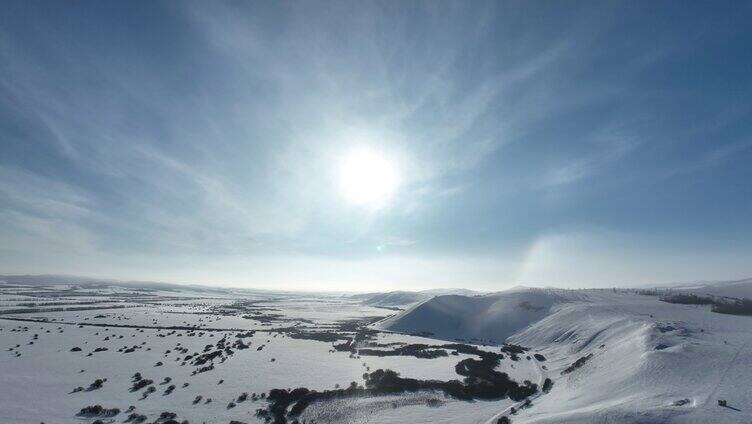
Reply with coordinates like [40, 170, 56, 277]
[339, 148, 400, 208]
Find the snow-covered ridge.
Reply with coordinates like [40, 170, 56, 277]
[350, 288, 483, 308]
[377, 288, 752, 423]
[373, 288, 582, 343]
[674, 278, 752, 299]
[352, 291, 432, 307]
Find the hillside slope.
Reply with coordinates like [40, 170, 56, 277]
[374, 289, 578, 343]
[377, 288, 752, 423]
[512, 290, 752, 423]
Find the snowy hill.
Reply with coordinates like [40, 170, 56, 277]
[674, 278, 752, 299]
[351, 288, 483, 308]
[355, 291, 431, 307]
[374, 289, 578, 343]
[376, 288, 752, 423]
[2, 280, 751, 423]
[419, 288, 482, 297]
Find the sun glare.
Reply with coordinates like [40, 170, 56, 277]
[339, 148, 400, 208]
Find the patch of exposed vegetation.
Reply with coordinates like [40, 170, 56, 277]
[660, 294, 714, 305]
[77, 405, 120, 417]
[712, 298, 752, 316]
[661, 293, 752, 316]
[561, 353, 593, 375]
[256, 366, 537, 423]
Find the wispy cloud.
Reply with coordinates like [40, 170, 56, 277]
[1, 2, 751, 288]
[542, 135, 640, 187]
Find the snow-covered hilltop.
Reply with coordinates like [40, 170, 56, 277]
[374, 289, 577, 343]
[375, 287, 752, 423]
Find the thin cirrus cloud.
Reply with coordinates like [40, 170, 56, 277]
[0, 1, 751, 290]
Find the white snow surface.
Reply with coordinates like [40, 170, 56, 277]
[378, 288, 752, 423]
[2, 283, 752, 423]
[675, 278, 752, 299]
[374, 288, 579, 343]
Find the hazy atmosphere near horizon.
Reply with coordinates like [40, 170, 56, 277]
[2, 1, 752, 291]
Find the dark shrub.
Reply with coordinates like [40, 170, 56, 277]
[561, 354, 593, 375]
[660, 294, 714, 305]
[88, 378, 106, 390]
[130, 379, 153, 392]
[77, 405, 120, 417]
[542, 378, 553, 393]
[125, 413, 147, 423]
[713, 298, 752, 316]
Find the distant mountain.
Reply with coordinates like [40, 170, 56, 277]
[0, 274, 229, 293]
[670, 277, 752, 299]
[419, 288, 482, 296]
[357, 291, 430, 307]
[350, 288, 484, 308]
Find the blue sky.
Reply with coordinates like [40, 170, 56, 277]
[1, 1, 751, 290]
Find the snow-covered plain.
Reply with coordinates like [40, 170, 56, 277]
[0, 282, 525, 424]
[1, 280, 751, 423]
